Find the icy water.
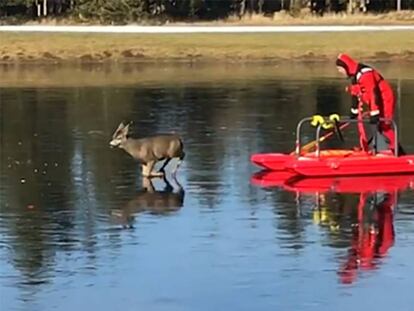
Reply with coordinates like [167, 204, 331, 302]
[1, 63, 414, 311]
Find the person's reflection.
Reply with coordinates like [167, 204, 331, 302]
[111, 176, 185, 229]
[337, 191, 396, 284]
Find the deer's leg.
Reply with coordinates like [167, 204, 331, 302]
[146, 160, 164, 178]
[171, 157, 183, 176]
[141, 162, 154, 178]
[168, 173, 183, 194]
[142, 176, 155, 192]
[158, 158, 171, 173]
[146, 161, 156, 177]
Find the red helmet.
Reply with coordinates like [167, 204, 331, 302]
[336, 53, 359, 77]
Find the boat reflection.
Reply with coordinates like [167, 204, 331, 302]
[252, 171, 414, 284]
[251, 171, 414, 193]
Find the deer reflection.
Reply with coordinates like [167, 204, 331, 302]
[111, 176, 185, 229]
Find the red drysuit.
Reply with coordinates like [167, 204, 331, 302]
[336, 53, 396, 152]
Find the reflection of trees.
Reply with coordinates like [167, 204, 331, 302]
[315, 80, 343, 116]
[398, 79, 414, 153]
[1, 88, 73, 281]
[270, 190, 308, 251]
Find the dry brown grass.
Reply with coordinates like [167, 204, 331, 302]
[0, 31, 413, 64]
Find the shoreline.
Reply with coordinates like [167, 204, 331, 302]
[1, 54, 414, 65]
[1, 61, 413, 88]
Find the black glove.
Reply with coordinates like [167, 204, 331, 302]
[349, 110, 358, 119]
[369, 114, 380, 124]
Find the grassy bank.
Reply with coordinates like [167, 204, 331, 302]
[1, 31, 414, 64]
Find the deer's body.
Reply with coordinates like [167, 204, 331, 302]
[110, 122, 185, 178]
[121, 134, 183, 164]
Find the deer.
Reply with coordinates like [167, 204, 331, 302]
[109, 121, 185, 178]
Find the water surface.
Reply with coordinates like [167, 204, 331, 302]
[1, 63, 414, 311]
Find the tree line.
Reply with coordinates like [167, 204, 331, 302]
[1, 0, 414, 23]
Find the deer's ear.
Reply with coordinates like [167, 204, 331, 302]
[112, 122, 126, 138]
[115, 122, 125, 132]
[123, 123, 130, 134]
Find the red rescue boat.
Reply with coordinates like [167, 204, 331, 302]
[251, 115, 414, 178]
[250, 153, 293, 171]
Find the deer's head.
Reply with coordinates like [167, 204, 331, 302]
[109, 121, 131, 148]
